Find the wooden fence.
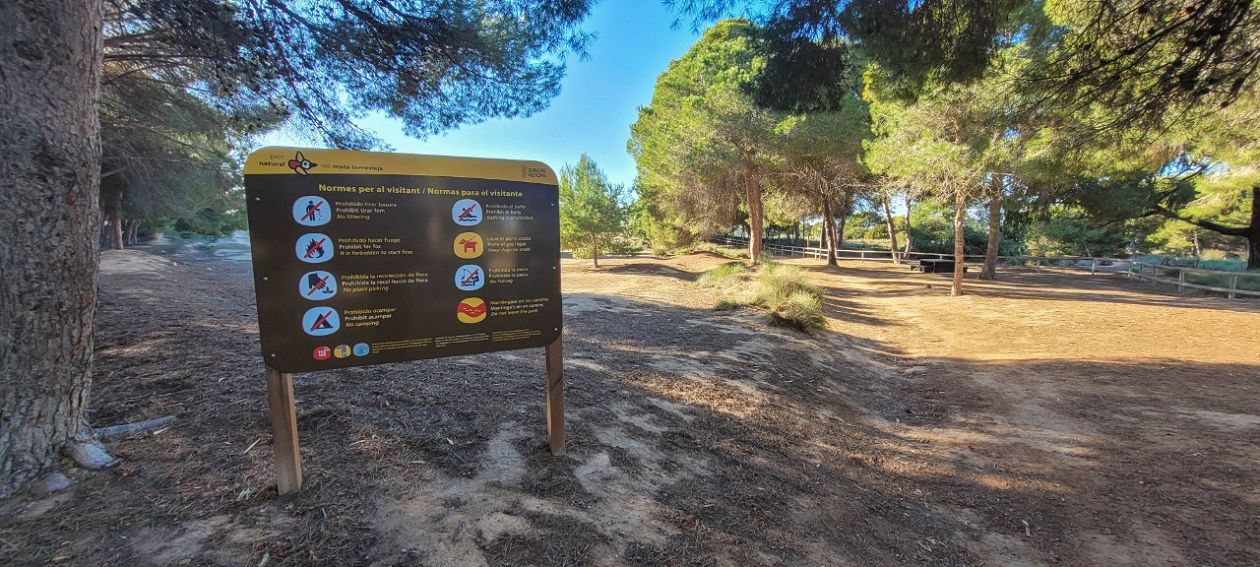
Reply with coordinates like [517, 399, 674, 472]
[711, 236, 1260, 300]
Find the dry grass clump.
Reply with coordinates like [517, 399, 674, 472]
[696, 261, 826, 331]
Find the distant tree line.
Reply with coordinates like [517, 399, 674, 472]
[630, 2, 1260, 300]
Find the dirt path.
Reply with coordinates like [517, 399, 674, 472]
[1, 250, 1257, 566]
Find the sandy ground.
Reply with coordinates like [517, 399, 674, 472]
[1, 248, 1257, 566]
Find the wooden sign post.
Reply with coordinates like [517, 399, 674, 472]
[245, 147, 566, 495]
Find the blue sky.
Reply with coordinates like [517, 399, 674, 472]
[262, 0, 702, 189]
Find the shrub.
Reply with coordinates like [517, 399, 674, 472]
[752, 263, 826, 332]
[697, 261, 750, 287]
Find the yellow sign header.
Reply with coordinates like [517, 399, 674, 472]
[244, 146, 557, 185]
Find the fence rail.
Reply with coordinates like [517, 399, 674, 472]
[711, 236, 1260, 300]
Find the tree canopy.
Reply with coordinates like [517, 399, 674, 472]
[559, 154, 628, 267]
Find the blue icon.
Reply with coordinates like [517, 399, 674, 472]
[452, 199, 482, 226]
[352, 343, 370, 357]
[293, 196, 330, 227]
[295, 233, 333, 263]
[299, 270, 337, 300]
[454, 264, 484, 291]
[302, 307, 340, 336]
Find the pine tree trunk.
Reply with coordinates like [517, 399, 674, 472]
[1247, 186, 1259, 270]
[902, 195, 914, 257]
[0, 0, 104, 498]
[951, 193, 966, 296]
[882, 196, 900, 263]
[592, 235, 600, 268]
[980, 194, 1001, 280]
[834, 193, 849, 251]
[822, 198, 837, 266]
[126, 219, 140, 245]
[108, 193, 124, 250]
[744, 167, 763, 265]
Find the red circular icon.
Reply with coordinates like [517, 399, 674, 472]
[313, 345, 332, 361]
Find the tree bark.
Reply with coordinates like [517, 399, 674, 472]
[980, 192, 1002, 280]
[744, 165, 764, 265]
[902, 194, 914, 257]
[0, 0, 104, 497]
[822, 197, 837, 266]
[1248, 186, 1259, 270]
[881, 196, 900, 263]
[951, 193, 966, 296]
[592, 234, 599, 268]
[107, 191, 123, 250]
[834, 192, 849, 251]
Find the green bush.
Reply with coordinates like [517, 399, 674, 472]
[568, 234, 645, 258]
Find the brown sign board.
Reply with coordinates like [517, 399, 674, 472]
[244, 147, 562, 373]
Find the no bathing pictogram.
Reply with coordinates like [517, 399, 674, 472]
[453, 232, 483, 259]
[455, 264, 484, 291]
[452, 199, 482, 226]
[299, 270, 337, 299]
[295, 233, 334, 263]
[302, 307, 340, 336]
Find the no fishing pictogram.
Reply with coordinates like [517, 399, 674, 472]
[455, 265, 484, 291]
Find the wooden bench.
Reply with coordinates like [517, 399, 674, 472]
[912, 259, 967, 274]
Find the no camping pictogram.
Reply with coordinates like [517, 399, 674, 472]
[302, 307, 340, 336]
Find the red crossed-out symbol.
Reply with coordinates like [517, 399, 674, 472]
[304, 237, 327, 258]
[459, 203, 478, 220]
[301, 201, 324, 221]
[460, 268, 481, 286]
[309, 310, 335, 331]
[306, 274, 331, 296]
[457, 301, 487, 318]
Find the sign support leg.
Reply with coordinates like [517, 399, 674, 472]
[266, 365, 303, 495]
[544, 337, 566, 456]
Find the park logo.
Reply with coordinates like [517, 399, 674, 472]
[453, 232, 484, 259]
[287, 151, 317, 175]
[456, 297, 487, 323]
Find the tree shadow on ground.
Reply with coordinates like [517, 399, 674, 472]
[6, 254, 1256, 567]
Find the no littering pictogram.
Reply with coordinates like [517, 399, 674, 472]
[293, 196, 330, 227]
